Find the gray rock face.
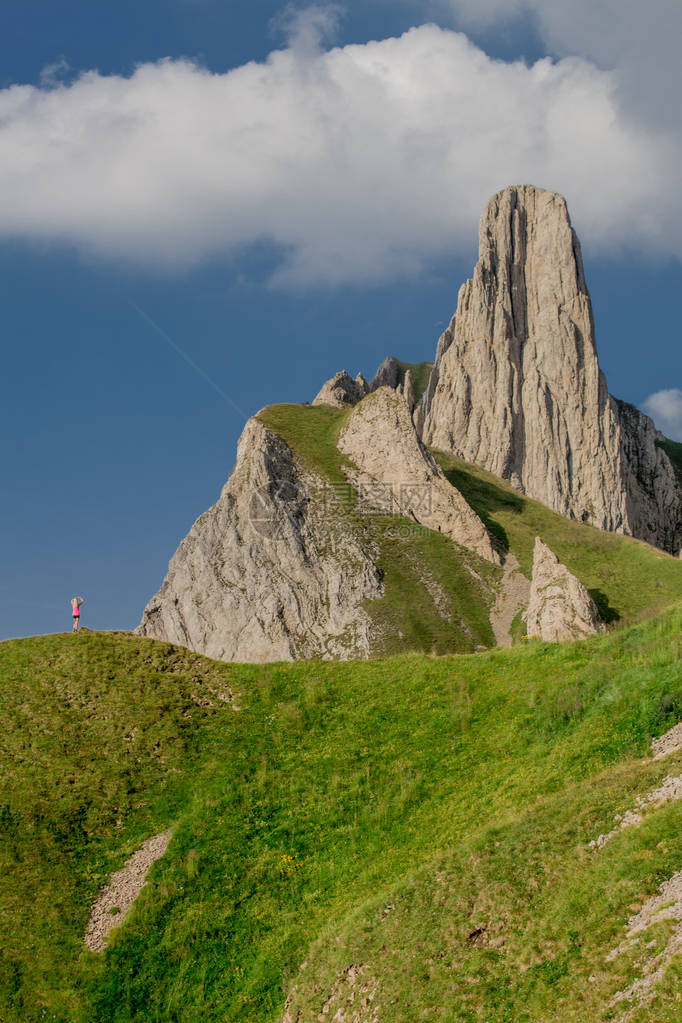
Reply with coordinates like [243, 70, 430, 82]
[137, 418, 382, 662]
[413, 331, 452, 437]
[615, 399, 682, 553]
[421, 185, 682, 553]
[370, 358, 427, 415]
[312, 371, 368, 409]
[370, 356, 402, 392]
[524, 537, 603, 642]
[337, 388, 500, 565]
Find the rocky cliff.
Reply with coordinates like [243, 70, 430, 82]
[420, 185, 682, 553]
[312, 370, 369, 409]
[137, 418, 383, 662]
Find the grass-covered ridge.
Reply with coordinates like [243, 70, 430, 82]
[3, 619, 682, 1021]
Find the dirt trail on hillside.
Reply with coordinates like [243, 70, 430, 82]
[84, 829, 172, 953]
[490, 554, 530, 648]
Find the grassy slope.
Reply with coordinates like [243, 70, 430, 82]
[435, 450, 682, 626]
[3, 621, 682, 1022]
[258, 404, 498, 655]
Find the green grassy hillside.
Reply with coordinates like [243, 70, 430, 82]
[3, 620, 682, 1022]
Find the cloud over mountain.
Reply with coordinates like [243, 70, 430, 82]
[0, 12, 679, 285]
[643, 390, 682, 442]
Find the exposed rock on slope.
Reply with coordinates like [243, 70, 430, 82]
[313, 371, 368, 409]
[337, 388, 500, 565]
[524, 537, 603, 641]
[137, 418, 382, 662]
[420, 185, 682, 554]
[84, 830, 172, 953]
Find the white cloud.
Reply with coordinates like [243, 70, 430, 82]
[443, 0, 682, 127]
[38, 58, 72, 89]
[273, 2, 345, 54]
[642, 390, 682, 442]
[0, 12, 680, 285]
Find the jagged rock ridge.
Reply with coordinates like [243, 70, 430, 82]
[312, 371, 369, 409]
[419, 185, 682, 554]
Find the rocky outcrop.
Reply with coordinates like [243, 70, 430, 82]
[314, 358, 430, 420]
[370, 356, 403, 392]
[137, 418, 382, 662]
[138, 184, 682, 664]
[337, 388, 500, 564]
[370, 357, 428, 414]
[401, 369, 415, 412]
[313, 371, 368, 409]
[420, 185, 682, 553]
[524, 537, 603, 641]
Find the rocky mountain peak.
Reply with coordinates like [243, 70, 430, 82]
[312, 370, 369, 409]
[420, 184, 682, 553]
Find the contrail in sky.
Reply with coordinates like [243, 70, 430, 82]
[128, 300, 248, 420]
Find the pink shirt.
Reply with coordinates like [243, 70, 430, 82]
[72, 602, 80, 616]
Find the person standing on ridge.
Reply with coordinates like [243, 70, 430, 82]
[71, 596, 84, 632]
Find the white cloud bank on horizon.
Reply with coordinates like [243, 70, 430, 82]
[0, 10, 681, 285]
[642, 390, 682, 442]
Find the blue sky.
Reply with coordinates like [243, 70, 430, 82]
[1, 0, 681, 640]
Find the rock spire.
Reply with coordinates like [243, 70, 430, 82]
[420, 185, 681, 553]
